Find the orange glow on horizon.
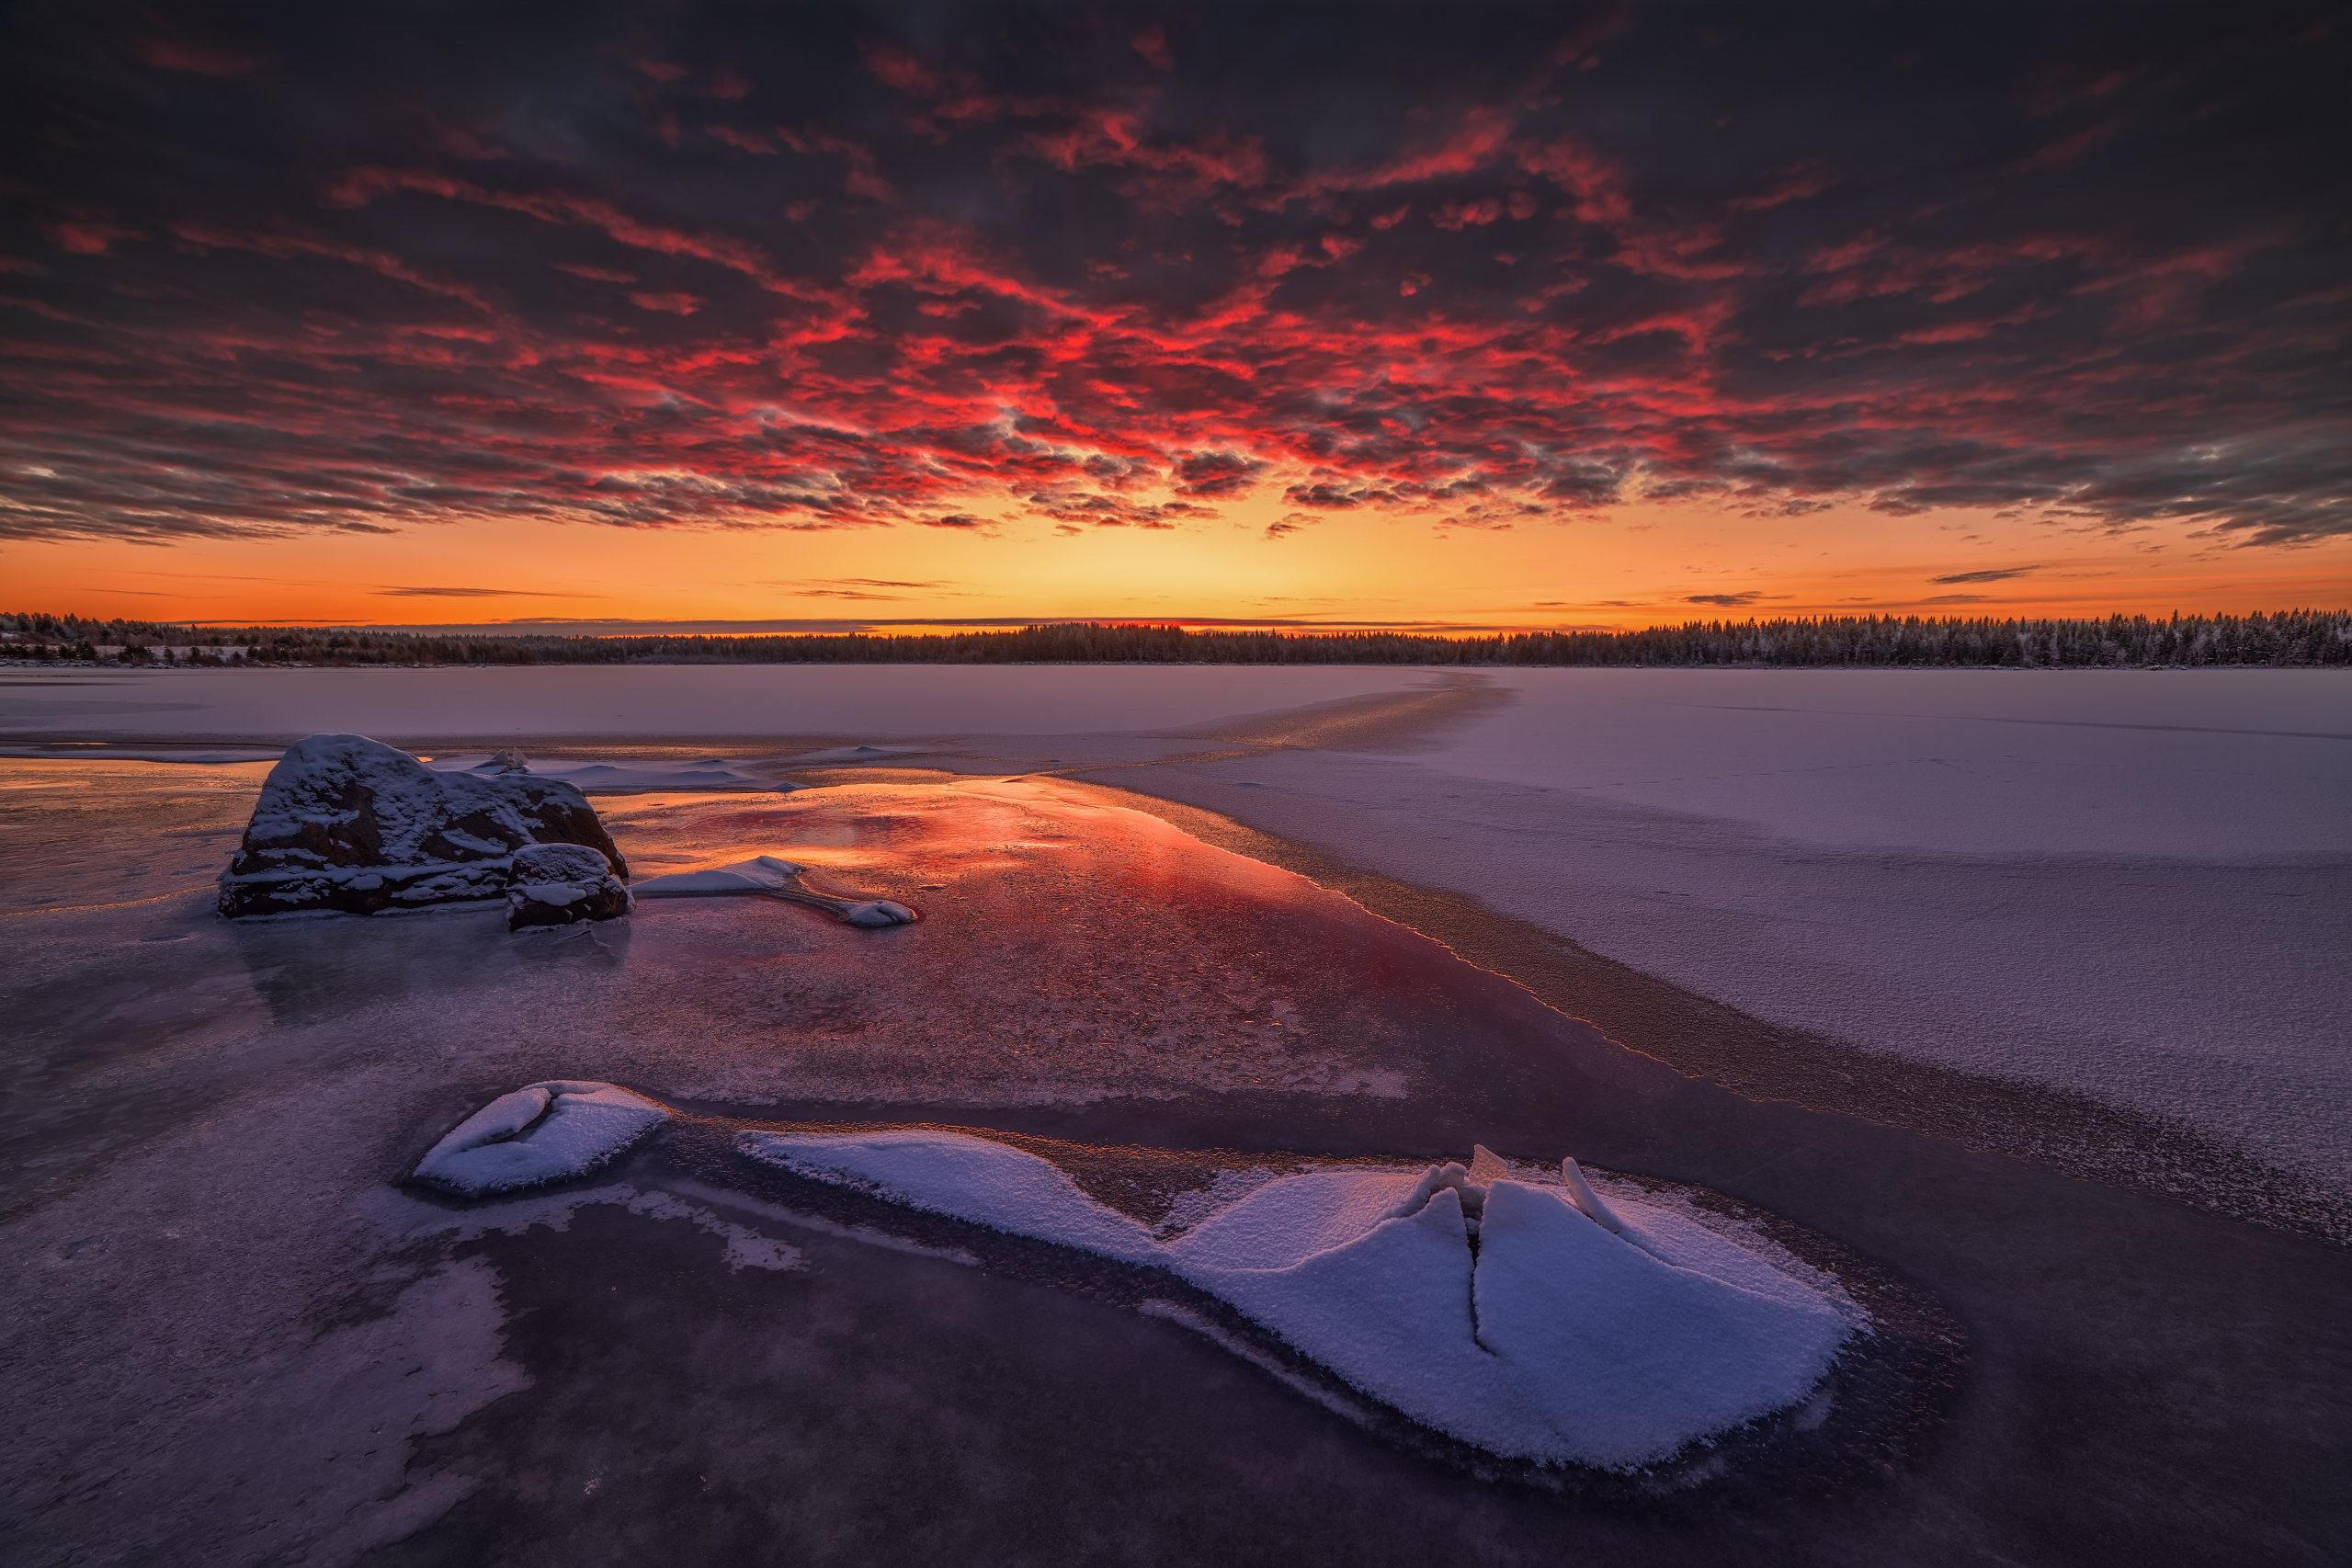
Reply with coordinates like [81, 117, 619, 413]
[17, 489, 2350, 635]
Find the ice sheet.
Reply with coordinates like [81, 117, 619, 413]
[739, 1130, 1848, 1468]
[1370, 668, 2349, 858]
[0, 665, 1430, 739]
[1159, 670, 2351, 1188]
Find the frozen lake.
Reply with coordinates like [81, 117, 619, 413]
[1242, 668, 2352, 1199]
[0, 664, 1433, 741]
[4, 664, 2347, 1564]
[1392, 667, 2349, 858]
[7, 664, 2346, 1194]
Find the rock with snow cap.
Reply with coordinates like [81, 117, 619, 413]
[217, 733, 628, 918]
[506, 843, 632, 930]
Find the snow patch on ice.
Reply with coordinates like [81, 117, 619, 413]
[744, 1129, 1159, 1263]
[427, 754, 783, 793]
[411, 1082, 667, 1196]
[631, 854, 917, 926]
[737, 1129, 1850, 1467]
[631, 854, 805, 894]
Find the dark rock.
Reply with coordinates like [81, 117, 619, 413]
[218, 733, 629, 919]
[506, 843, 632, 930]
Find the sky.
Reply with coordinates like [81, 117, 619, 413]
[3, 1, 2346, 633]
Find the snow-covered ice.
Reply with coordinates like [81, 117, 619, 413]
[0, 664, 1430, 740]
[738, 1129, 1850, 1468]
[412, 1082, 668, 1196]
[1376, 668, 2350, 858]
[1164, 669, 2352, 1192]
[426, 753, 782, 793]
[631, 853, 915, 926]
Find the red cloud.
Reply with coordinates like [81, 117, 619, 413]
[134, 36, 256, 76]
[4, 4, 2342, 554]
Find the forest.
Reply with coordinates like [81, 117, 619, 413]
[6, 608, 2348, 668]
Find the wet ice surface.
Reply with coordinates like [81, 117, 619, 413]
[3, 676, 2349, 1566]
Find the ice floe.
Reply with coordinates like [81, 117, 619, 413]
[411, 1081, 667, 1196]
[632, 854, 915, 926]
[737, 1129, 1850, 1467]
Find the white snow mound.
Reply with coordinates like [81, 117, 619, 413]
[414, 1082, 667, 1196]
[738, 1130, 1850, 1467]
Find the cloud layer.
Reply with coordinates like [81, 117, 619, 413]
[3, 2, 2346, 550]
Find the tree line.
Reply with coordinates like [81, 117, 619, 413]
[5, 608, 2347, 668]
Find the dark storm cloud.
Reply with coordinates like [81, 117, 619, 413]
[373, 585, 603, 598]
[1, 1, 2346, 545]
[1930, 566, 2041, 585]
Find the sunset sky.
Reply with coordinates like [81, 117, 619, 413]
[4, 1, 2346, 633]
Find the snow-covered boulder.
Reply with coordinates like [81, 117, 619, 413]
[738, 1131, 1851, 1469]
[412, 1081, 667, 1196]
[506, 843, 631, 931]
[218, 733, 629, 918]
[632, 854, 916, 927]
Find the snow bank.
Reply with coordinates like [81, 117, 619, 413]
[633, 855, 916, 927]
[412, 1082, 667, 1196]
[739, 1130, 1848, 1467]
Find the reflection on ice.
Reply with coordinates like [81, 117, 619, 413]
[739, 1128, 1851, 1469]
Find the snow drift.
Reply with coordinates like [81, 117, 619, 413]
[737, 1129, 1849, 1467]
[412, 1081, 667, 1196]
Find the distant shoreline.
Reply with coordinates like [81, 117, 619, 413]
[7, 609, 2349, 670]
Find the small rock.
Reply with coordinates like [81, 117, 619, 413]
[507, 843, 632, 930]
